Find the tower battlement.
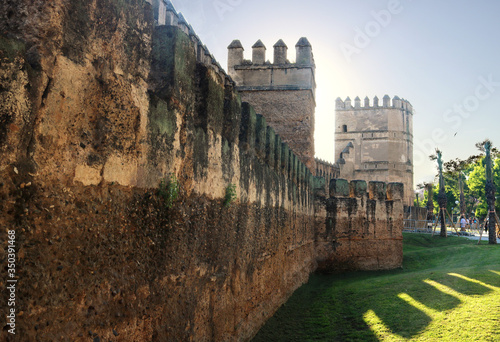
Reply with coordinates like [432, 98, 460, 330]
[227, 38, 316, 96]
[228, 38, 315, 68]
[228, 38, 317, 172]
[336, 95, 413, 112]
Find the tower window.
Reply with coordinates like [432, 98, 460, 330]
[342, 125, 347, 133]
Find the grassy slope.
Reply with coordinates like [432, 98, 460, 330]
[253, 234, 500, 341]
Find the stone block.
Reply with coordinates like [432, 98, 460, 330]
[239, 102, 256, 150]
[274, 135, 282, 171]
[313, 176, 326, 198]
[281, 142, 289, 173]
[368, 181, 387, 201]
[329, 179, 349, 198]
[265, 126, 276, 167]
[255, 114, 266, 159]
[387, 182, 404, 201]
[350, 180, 367, 198]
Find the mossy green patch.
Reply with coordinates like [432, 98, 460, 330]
[0, 35, 25, 62]
[149, 96, 176, 139]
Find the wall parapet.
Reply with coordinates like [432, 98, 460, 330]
[336, 95, 413, 113]
[228, 37, 315, 68]
[151, 0, 235, 87]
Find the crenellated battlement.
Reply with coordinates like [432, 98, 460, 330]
[336, 95, 413, 113]
[227, 38, 315, 70]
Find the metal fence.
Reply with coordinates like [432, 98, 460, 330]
[403, 219, 487, 236]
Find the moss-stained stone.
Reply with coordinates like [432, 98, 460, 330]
[196, 64, 224, 133]
[193, 127, 208, 179]
[148, 95, 176, 138]
[255, 114, 266, 159]
[281, 142, 289, 173]
[151, 25, 196, 102]
[330, 178, 349, 197]
[369, 181, 387, 200]
[387, 182, 404, 201]
[240, 102, 256, 150]
[350, 180, 367, 198]
[0, 35, 26, 62]
[265, 126, 275, 167]
[222, 85, 241, 144]
[274, 135, 282, 171]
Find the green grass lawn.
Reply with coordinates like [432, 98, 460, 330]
[252, 234, 500, 341]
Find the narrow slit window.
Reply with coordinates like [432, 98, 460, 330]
[342, 125, 347, 133]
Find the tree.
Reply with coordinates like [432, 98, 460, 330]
[426, 183, 434, 223]
[430, 149, 447, 237]
[466, 157, 500, 217]
[477, 140, 497, 244]
[444, 155, 481, 218]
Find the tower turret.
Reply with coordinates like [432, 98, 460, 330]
[383, 94, 391, 107]
[295, 37, 313, 66]
[252, 40, 266, 65]
[273, 39, 288, 64]
[354, 96, 361, 108]
[227, 40, 244, 78]
[336, 97, 344, 110]
[393, 96, 401, 108]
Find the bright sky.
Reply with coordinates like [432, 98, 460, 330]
[170, 0, 500, 188]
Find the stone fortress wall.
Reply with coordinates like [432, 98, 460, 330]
[335, 95, 414, 205]
[0, 0, 404, 340]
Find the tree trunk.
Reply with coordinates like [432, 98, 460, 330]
[426, 184, 434, 223]
[438, 191, 447, 237]
[486, 180, 497, 244]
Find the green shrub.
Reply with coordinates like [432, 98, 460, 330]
[223, 184, 237, 207]
[158, 173, 180, 209]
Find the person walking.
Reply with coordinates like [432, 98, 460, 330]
[460, 216, 467, 233]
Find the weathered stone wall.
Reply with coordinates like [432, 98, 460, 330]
[237, 89, 316, 173]
[0, 1, 318, 340]
[0, 1, 403, 341]
[317, 179, 404, 271]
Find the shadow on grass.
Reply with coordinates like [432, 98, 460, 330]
[432, 274, 492, 296]
[253, 235, 500, 341]
[404, 280, 461, 311]
[253, 271, 496, 341]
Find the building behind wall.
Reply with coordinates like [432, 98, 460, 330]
[335, 95, 414, 205]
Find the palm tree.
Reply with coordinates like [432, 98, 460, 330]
[443, 158, 468, 229]
[477, 140, 497, 244]
[425, 183, 434, 224]
[430, 149, 447, 237]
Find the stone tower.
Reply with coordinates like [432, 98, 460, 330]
[335, 95, 414, 205]
[228, 38, 316, 171]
